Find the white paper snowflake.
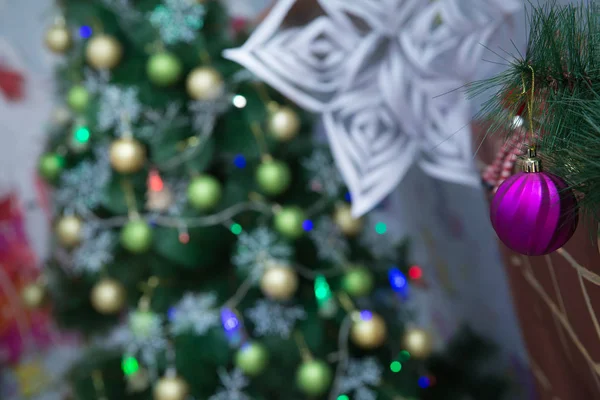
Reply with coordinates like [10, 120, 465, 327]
[97, 85, 142, 133]
[208, 369, 250, 400]
[188, 97, 232, 134]
[309, 217, 349, 264]
[337, 357, 383, 400]
[169, 292, 220, 336]
[54, 146, 111, 213]
[245, 299, 306, 338]
[232, 227, 293, 281]
[72, 225, 116, 274]
[140, 102, 188, 140]
[149, 0, 206, 45]
[302, 149, 344, 197]
[224, 0, 520, 216]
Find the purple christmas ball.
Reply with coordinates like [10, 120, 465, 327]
[490, 171, 578, 256]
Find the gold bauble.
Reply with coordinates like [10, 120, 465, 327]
[86, 35, 123, 70]
[260, 264, 298, 301]
[268, 106, 301, 141]
[350, 312, 387, 349]
[21, 282, 46, 309]
[45, 23, 72, 54]
[109, 137, 146, 174]
[186, 67, 224, 100]
[402, 328, 433, 359]
[55, 215, 83, 248]
[334, 204, 363, 236]
[153, 375, 189, 400]
[90, 278, 127, 315]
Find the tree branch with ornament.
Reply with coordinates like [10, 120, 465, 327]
[469, 1, 600, 256]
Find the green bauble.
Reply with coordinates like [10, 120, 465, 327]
[147, 52, 182, 87]
[38, 153, 64, 182]
[121, 220, 153, 253]
[235, 342, 269, 377]
[342, 266, 374, 297]
[67, 85, 90, 112]
[296, 360, 332, 396]
[256, 160, 291, 196]
[187, 175, 222, 211]
[274, 207, 305, 239]
[129, 310, 158, 338]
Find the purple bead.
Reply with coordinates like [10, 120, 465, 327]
[490, 171, 578, 256]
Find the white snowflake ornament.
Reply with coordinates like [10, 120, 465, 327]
[337, 357, 383, 400]
[72, 225, 116, 274]
[97, 85, 142, 133]
[149, 0, 205, 45]
[302, 149, 344, 197]
[308, 216, 349, 264]
[245, 299, 306, 338]
[225, 0, 520, 216]
[208, 368, 250, 400]
[169, 292, 220, 336]
[232, 226, 293, 282]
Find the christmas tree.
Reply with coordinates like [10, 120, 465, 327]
[37, 1, 507, 399]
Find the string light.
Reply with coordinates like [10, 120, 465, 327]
[178, 232, 190, 244]
[230, 223, 242, 235]
[74, 126, 91, 143]
[388, 268, 407, 292]
[337, 396, 350, 400]
[79, 25, 93, 38]
[314, 275, 332, 305]
[233, 155, 247, 169]
[375, 222, 387, 235]
[418, 376, 431, 389]
[122, 356, 139, 376]
[359, 310, 373, 321]
[232, 95, 247, 108]
[408, 265, 423, 280]
[302, 220, 313, 232]
[344, 192, 352, 202]
[148, 169, 164, 192]
[399, 350, 410, 361]
[390, 361, 402, 373]
[221, 308, 240, 332]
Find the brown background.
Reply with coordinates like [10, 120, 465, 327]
[476, 124, 600, 400]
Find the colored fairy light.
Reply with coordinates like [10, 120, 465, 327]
[79, 25, 93, 38]
[122, 356, 139, 376]
[388, 268, 407, 291]
[314, 275, 332, 304]
[302, 220, 314, 232]
[399, 350, 410, 361]
[390, 361, 402, 373]
[359, 310, 373, 321]
[178, 232, 190, 244]
[337, 396, 350, 400]
[167, 307, 176, 321]
[418, 376, 430, 389]
[232, 95, 247, 108]
[375, 222, 387, 235]
[231, 223, 242, 235]
[74, 126, 90, 143]
[233, 154, 247, 168]
[408, 265, 423, 280]
[220, 308, 240, 332]
[344, 192, 352, 202]
[148, 169, 164, 192]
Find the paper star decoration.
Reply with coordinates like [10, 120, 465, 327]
[224, 0, 520, 216]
